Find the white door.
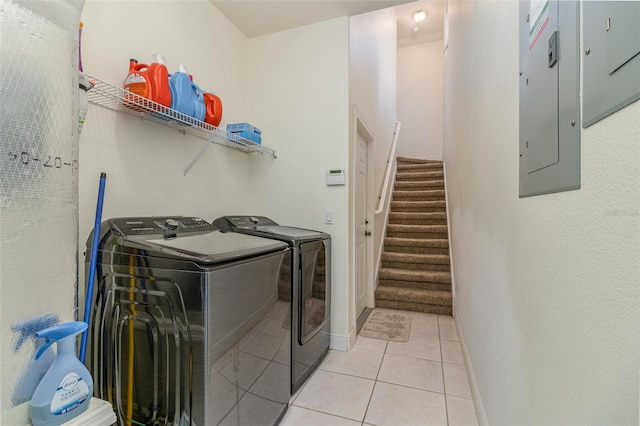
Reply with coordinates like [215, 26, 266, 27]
[355, 132, 369, 319]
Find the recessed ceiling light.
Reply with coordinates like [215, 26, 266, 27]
[413, 10, 427, 23]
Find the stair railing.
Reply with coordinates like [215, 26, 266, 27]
[375, 121, 401, 215]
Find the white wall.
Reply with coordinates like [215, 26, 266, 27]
[349, 8, 399, 329]
[0, 0, 82, 413]
[397, 40, 444, 160]
[444, 1, 640, 424]
[247, 9, 398, 348]
[78, 0, 253, 289]
[247, 17, 351, 348]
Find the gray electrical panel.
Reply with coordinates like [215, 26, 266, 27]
[583, 1, 640, 127]
[519, 0, 580, 198]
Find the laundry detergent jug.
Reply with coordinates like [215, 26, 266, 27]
[123, 55, 171, 107]
[203, 92, 223, 127]
[148, 54, 171, 107]
[169, 65, 205, 121]
[192, 82, 205, 122]
[123, 58, 149, 101]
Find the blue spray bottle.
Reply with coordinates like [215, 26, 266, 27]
[29, 321, 94, 426]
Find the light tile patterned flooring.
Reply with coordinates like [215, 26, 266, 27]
[281, 309, 479, 426]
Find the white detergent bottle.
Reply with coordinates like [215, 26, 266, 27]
[29, 321, 93, 426]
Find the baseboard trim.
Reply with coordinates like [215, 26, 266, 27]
[356, 307, 373, 335]
[330, 330, 355, 352]
[455, 308, 489, 426]
[443, 161, 456, 313]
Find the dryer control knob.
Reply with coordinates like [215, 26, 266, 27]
[249, 216, 259, 225]
[165, 218, 180, 230]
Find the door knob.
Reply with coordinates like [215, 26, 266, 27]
[365, 231, 372, 236]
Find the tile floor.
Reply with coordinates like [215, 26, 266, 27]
[280, 309, 479, 426]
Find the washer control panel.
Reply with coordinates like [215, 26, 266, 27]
[110, 217, 214, 236]
[213, 215, 279, 231]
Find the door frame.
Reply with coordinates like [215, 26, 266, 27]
[349, 105, 374, 348]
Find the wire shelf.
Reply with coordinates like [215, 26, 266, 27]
[85, 76, 277, 174]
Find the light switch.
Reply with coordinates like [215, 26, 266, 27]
[325, 210, 334, 225]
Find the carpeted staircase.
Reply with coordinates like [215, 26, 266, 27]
[375, 156, 453, 316]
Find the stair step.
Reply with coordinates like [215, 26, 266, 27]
[384, 246, 449, 255]
[382, 262, 450, 272]
[382, 252, 450, 265]
[397, 156, 442, 164]
[379, 268, 451, 284]
[378, 278, 451, 291]
[387, 224, 449, 231]
[376, 298, 453, 316]
[393, 189, 445, 201]
[394, 180, 444, 191]
[376, 286, 452, 309]
[396, 171, 444, 181]
[384, 237, 449, 255]
[397, 163, 443, 172]
[391, 200, 446, 213]
[389, 212, 447, 226]
[386, 224, 448, 240]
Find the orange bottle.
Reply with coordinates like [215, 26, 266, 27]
[123, 58, 149, 103]
[148, 54, 171, 107]
[203, 92, 223, 127]
[123, 55, 171, 108]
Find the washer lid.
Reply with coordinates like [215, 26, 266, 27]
[133, 231, 288, 264]
[213, 216, 330, 243]
[256, 226, 327, 240]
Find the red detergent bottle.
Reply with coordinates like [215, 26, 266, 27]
[123, 55, 171, 107]
[148, 54, 171, 107]
[203, 92, 223, 127]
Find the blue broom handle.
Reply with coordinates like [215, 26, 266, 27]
[79, 172, 106, 363]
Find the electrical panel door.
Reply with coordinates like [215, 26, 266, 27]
[519, 0, 580, 197]
[583, 1, 640, 127]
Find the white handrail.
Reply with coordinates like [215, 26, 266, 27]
[375, 121, 401, 215]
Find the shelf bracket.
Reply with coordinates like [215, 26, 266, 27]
[184, 137, 214, 176]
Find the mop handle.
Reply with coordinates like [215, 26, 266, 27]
[79, 172, 106, 364]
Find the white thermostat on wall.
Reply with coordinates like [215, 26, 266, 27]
[326, 169, 346, 186]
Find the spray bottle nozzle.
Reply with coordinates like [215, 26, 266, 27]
[35, 321, 88, 360]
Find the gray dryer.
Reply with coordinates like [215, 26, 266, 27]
[213, 216, 331, 393]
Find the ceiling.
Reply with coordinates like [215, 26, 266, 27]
[210, 0, 445, 46]
[395, 1, 444, 47]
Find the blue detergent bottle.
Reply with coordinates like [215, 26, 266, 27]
[170, 64, 205, 121]
[170, 64, 195, 117]
[192, 80, 205, 122]
[29, 322, 93, 426]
